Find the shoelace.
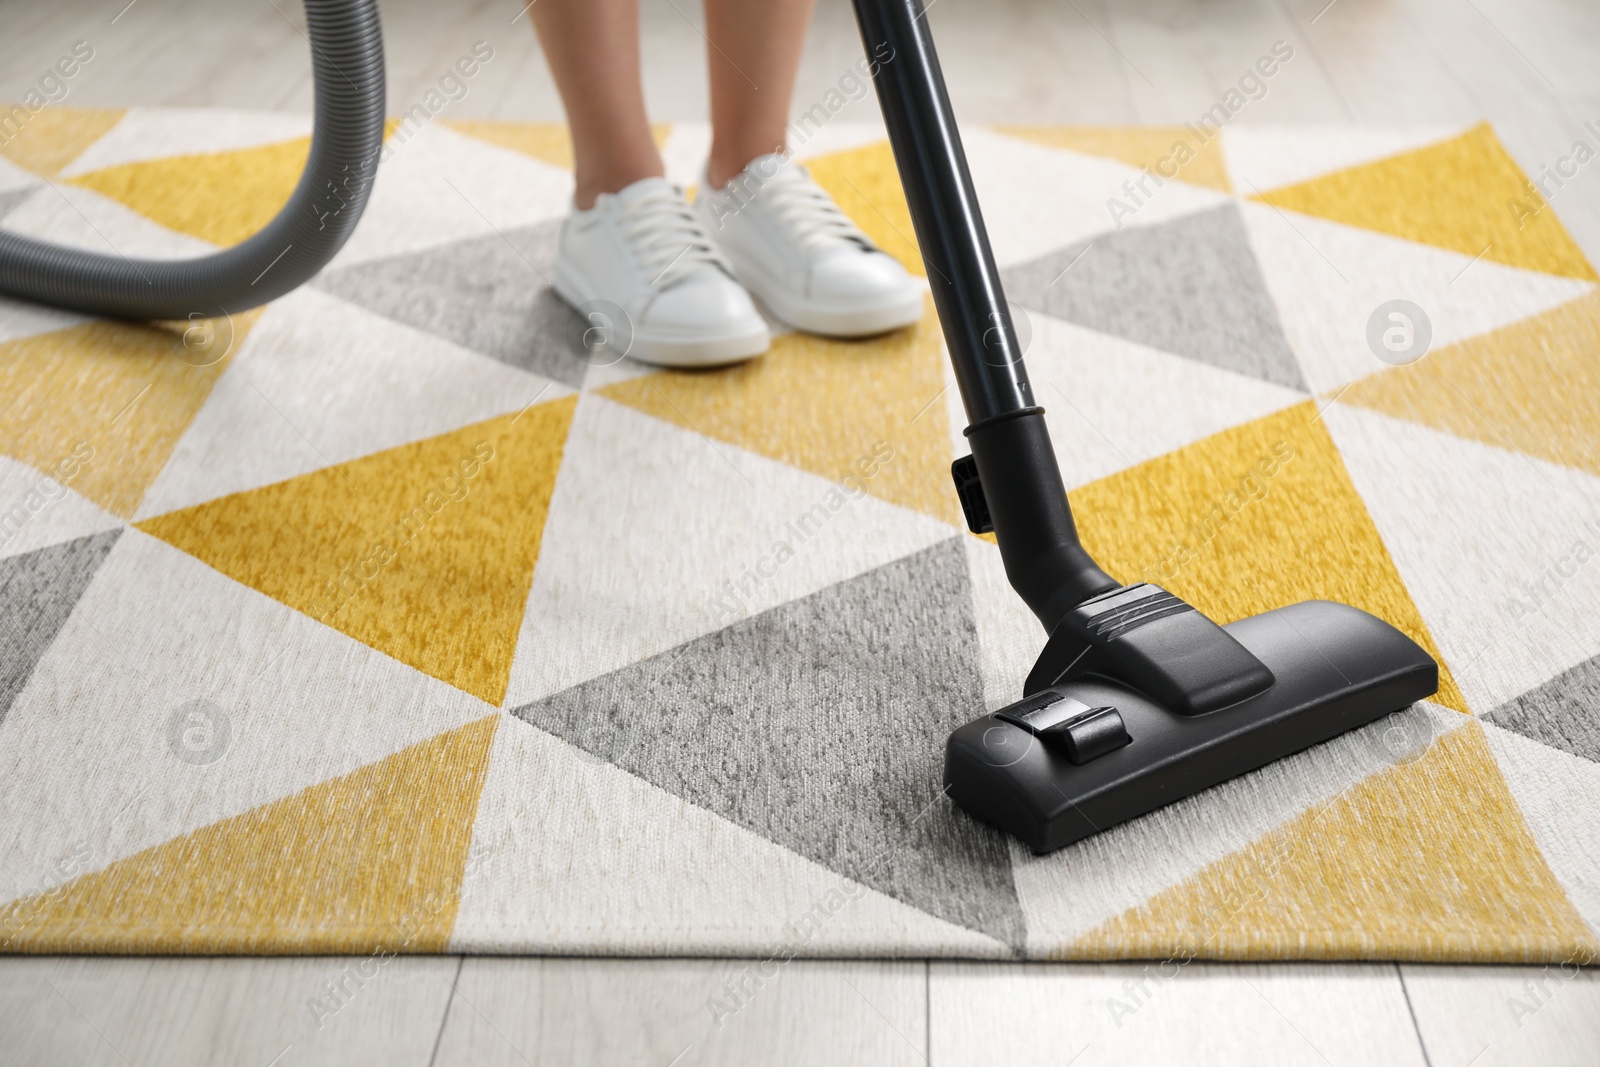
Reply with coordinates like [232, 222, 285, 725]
[752, 167, 870, 255]
[615, 185, 730, 288]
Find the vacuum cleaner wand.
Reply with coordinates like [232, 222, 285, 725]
[851, 0, 1439, 852]
[849, 0, 1117, 635]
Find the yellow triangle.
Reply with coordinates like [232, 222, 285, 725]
[1069, 722, 1598, 961]
[1339, 289, 1600, 478]
[445, 119, 672, 170]
[599, 298, 960, 526]
[0, 105, 124, 176]
[1252, 123, 1597, 281]
[136, 398, 578, 704]
[1068, 400, 1468, 712]
[997, 125, 1232, 192]
[0, 715, 499, 954]
[0, 314, 262, 518]
[67, 136, 312, 246]
[805, 140, 923, 276]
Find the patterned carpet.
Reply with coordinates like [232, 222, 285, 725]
[1, 108, 1598, 961]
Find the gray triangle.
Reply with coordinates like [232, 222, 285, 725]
[0, 185, 38, 223]
[511, 538, 1026, 947]
[315, 220, 591, 389]
[1, 527, 123, 727]
[1002, 203, 1309, 391]
[1485, 654, 1600, 764]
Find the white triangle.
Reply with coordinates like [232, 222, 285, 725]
[0, 178, 217, 259]
[1323, 402, 1600, 712]
[1222, 123, 1470, 194]
[503, 394, 956, 706]
[1014, 703, 1469, 953]
[59, 106, 312, 177]
[0, 454, 121, 561]
[1022, 310, 1307, 489]
[1239, 200, 1593, 394]
[451, 714, 1008, 955]
[972, 127, 1234, 269]
[135, 288, 568, 519]
[0, 529, 491, 908]
[1482, 720, 1600, 936]
[328, 122, 573, 269]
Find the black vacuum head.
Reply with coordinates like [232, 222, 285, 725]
[945, 587, 1439, 853]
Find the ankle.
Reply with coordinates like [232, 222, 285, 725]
[706, 144, 787, 191]
[572, 161, 666, 211]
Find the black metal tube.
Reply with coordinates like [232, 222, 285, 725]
[850, 0, 1117, 630]
[848, 0, 1028, 421]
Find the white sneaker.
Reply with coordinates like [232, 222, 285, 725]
[554, 177, 770, 367]
[695, 154, 923, 337]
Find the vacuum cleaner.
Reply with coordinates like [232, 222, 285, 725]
[0, 0, 1438, 855]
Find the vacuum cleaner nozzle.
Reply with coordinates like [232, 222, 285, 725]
[945, 595, 1439, 853]
[849, 0, 1440, 854]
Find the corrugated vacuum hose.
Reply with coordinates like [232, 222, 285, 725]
[0, 0, 386, 321]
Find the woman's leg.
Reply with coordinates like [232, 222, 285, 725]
[528, 0, 663, 208]
[703, 0, 819, 188]
[693, 0, 921, 338]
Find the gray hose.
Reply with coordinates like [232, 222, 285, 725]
[0, 0, 385, 321]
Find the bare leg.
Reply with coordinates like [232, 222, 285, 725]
[703, 0, 819, 188]
[528, 0, 663, 209]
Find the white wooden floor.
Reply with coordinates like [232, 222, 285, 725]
[2, 0, 1599, 1063]
[4, 956, 1600, 1065]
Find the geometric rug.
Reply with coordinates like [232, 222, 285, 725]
[1, 107, 1598, 961]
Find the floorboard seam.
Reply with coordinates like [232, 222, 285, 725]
[924, 958, 932, 1066]
[427, 956, 465, 1067]
[1396, 963, 1435, 1067]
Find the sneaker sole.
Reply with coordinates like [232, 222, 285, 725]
[759, 288, 926, 338]
[553, 265, 770, 369]
[722, 254, 925, 337]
